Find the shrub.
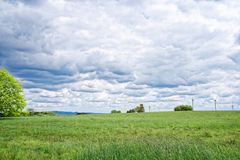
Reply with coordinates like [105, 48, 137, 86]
[126, 109, 135, 113]
[174, 105, 193, 111]
[111, 110, 121, 114]
[20, 111, 30, 117]
[27, 108, 35, 116]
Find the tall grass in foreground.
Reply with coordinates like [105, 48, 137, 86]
[0, 111, 240, 159]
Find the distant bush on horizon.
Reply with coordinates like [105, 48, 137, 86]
[111, 110, 121, 114]
[174, 105, 193, 111]
[126, 109, 135, 113]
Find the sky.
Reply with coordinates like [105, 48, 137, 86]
[0, 0, 240, 113]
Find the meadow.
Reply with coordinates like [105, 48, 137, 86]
[0, 111, 240, 160]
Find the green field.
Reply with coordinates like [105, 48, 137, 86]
[0, 111, 240, 160]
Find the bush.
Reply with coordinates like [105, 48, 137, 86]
[27, 108, 35, 116]
[20, 111, 30, 117]
[126, 109, 135, 113]
[174, 105, 193, 111]
[111, 110, 121, 114]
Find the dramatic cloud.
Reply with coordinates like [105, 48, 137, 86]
[0, 0, 240, 112]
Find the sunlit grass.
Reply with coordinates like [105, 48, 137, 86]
[0, 111, 239, 159]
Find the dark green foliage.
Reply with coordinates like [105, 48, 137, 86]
[30, 112, 56, 116]
[27, 108, 35, 116]
[126, 109, 135, 113]
[0, 68, 26, 117]
[174, 105, 193, 111]
[76, 113, 89, 115]
[135, 104, 145, 113]
[127, 104, 145, 113]
[111, 110, 121, 113]
[20, 111, 30, 117]
[26, 108, 55, 116]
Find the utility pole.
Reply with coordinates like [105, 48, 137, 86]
[149, 106, 151, 112]
[214, 99, 217, 111]
[192, 98, 194, 110]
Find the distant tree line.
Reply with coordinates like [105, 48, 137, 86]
[110, 104, 145, 114]
[27, 108, 56, 116]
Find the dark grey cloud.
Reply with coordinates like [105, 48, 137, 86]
[6, 0, 45, 6]
[230, 52, 240, 65]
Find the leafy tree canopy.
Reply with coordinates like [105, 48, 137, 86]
[135, 104, 145, 113]
[127, 104, 145, 113]
[0, 68, 26, 117]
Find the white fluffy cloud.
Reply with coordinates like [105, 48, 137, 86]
[0, 0, 240, 112]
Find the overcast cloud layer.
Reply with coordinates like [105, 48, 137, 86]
[0, 0, 240, 112]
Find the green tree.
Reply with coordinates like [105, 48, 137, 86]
[0, 68, 26, 117]
[134, 104, 145, 113]
[127, 104, 145, 113]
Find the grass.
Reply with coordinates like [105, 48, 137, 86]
[0, 111, 240, 160]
